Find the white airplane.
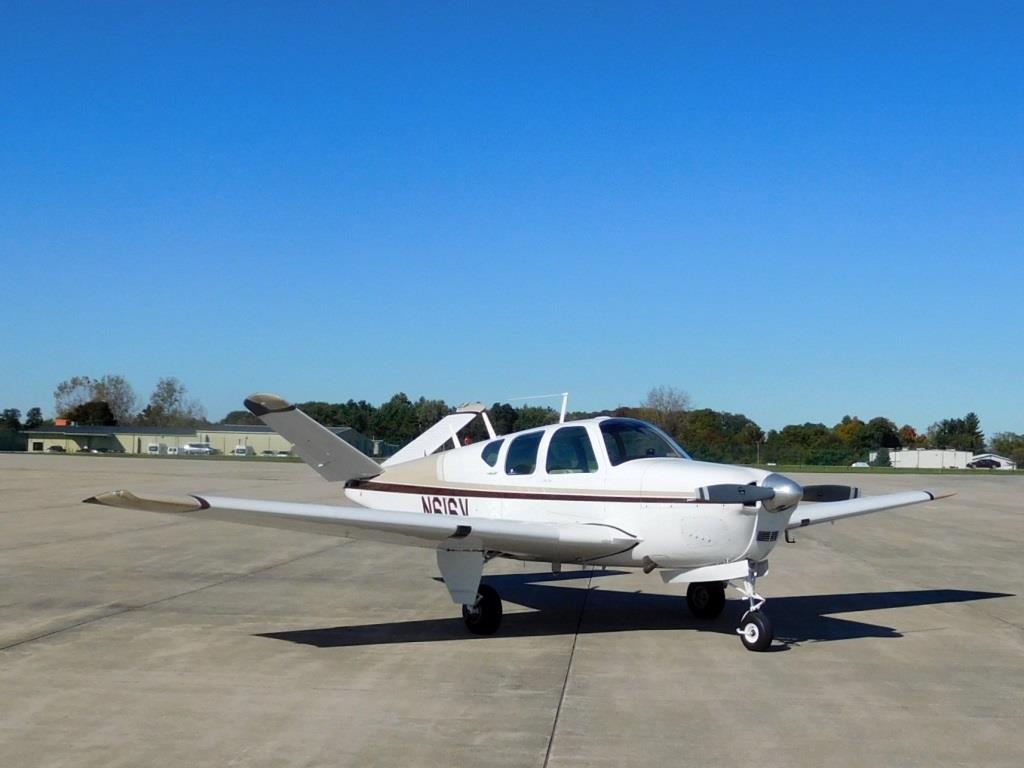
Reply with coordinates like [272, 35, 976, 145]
[86, 393, 952, 651]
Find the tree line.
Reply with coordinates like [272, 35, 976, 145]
[222, 385, 1022, 466]
[2, 377, 1022, 467]
[1, 374, 206, 434]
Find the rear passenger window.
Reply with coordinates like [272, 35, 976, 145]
[505, 432, 543, 475]
[546, 426, 598, 474]
[481, 439, 503, 467]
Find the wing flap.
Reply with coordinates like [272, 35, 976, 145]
[84, 491, 639, 561]
[787, 490, 953, 529]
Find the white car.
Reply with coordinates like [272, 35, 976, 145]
[182, 443, 217, 456]
[851, 461, 870, 468]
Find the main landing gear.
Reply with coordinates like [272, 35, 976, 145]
[462, 584, 502, 635]
[686, 581, 726, 619]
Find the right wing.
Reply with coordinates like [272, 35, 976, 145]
[244, 393, 382, 482]
[84, 490, 640, 562]
[787, 490, 953, 529]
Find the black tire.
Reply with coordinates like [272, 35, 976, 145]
[462, 584, 502, 635]
[738, 611, 773, 652]
[686, 581, 726, 619]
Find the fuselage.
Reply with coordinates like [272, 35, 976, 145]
[345, 417, 787, 569]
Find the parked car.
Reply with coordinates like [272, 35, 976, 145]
[230, 445, 255, 456]
[47, 445, 66, 453]
[851, 461, 870, 468]
[182, 443, 217, 455]
[967, 458, 1000, 469]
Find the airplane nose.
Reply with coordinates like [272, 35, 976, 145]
[760, 472, 803, 513]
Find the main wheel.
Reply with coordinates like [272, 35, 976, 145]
[686, 581, 726, 619]
[462, 584, 502, 635]
[738, 611, 773, 652]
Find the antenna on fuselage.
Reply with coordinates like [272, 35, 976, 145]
[507, 392, 571, 424]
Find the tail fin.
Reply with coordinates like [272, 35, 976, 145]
[244, 393, 382, 483]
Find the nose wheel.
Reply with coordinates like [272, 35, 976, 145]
[738, 610, 773, 651]
[734, 563, 774, 651]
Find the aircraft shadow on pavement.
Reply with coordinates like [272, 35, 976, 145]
[256, 569, 1011, 649]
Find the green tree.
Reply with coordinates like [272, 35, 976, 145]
[928, 412, 985, 452]
[765, 423, 850, 465]
[864, 417, 901, 449]
[136, 378, 206, 427]
[640, 385, 689, 438]
[989, 432, 1024, 467]
[516, 405, 559, 430]
[373, 393, 419, 443]
[488, 403, 518, 435]
[415, 398, 452, 433]
[871, 446, 892, 467]
[92, 375, 138, 425]
[65, 401, 116, 426]
[336, 400, 376, 434]
[25, 407, 44, 429]
[963, 412, 985, 452]
[54, 376, 95, 417]
[834, 416, 869, 454]
[221, 409, 262, 425]
[2, 408, 21, 431]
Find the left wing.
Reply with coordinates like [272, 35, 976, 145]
[787, 490, 953, 529]
[84, 490, 639, 562]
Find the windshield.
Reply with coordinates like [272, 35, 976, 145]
[599, 419, 689, 465]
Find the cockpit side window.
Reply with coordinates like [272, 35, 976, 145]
[505, 432, 543, 475]
[546, 426, 598, 474]
[481, 439, 503, 467]
[600, 419, 686, 466]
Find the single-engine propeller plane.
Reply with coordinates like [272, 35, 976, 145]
[86, 393, 953, 651]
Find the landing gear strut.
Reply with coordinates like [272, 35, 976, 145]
[686, 581, 726, 619]
[735, 563, 773, 651]
[462, 584, 502, 635]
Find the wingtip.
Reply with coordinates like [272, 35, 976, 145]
[82, 490, 205, 514]
[926, 491, 957, 500]
[244, 393, 294, 416]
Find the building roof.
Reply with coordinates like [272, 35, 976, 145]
[199, 424, 354, 435]
[22, 425, 197, 437]
[23, 424, 356, 437]
[971, 453, 1015, 463]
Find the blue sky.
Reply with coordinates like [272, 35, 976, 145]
[2, 2, 1022, 436]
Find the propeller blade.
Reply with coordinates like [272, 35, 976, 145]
[698, 484, 776, 504]
[801, 484, 860, 503]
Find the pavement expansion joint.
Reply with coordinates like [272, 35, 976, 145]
[0, 540, 348, 653]
[542, 571, 594, 768]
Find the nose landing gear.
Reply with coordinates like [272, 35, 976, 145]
[734, 563, 773, 651]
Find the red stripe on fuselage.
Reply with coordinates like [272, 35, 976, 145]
[347, 479, 702, 504]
